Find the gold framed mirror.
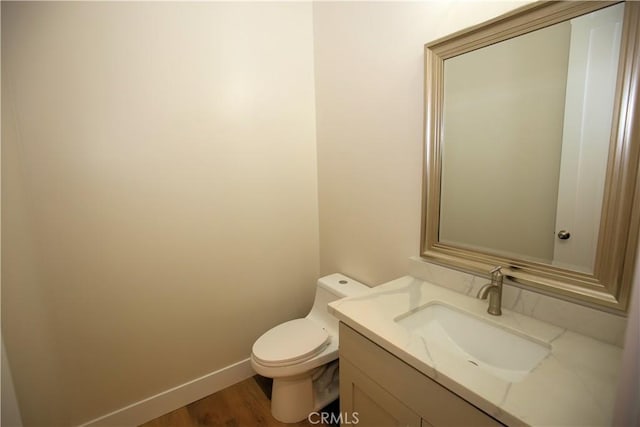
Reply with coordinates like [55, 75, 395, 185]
[421, 1, 640, 313]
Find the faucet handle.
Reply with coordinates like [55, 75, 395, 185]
[490, 266, 504, 286]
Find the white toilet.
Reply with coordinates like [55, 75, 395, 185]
[251, 273, 370, 423]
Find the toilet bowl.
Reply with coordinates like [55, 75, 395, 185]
[251, 273, 370, 423]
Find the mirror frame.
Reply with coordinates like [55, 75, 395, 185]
[421, 0, 640, 313]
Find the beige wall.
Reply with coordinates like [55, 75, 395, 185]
[3, 1, 552, 425]
[1, 2, 318, 425]
[313, 1, 531, 285]
[440, 22, 571, 263]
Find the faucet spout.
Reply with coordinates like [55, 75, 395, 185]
[476, 283, 493, 299]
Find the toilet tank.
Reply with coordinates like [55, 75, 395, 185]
[306, 273, 370, 336]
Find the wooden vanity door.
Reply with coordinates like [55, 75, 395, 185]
[341, 358, 422, 427]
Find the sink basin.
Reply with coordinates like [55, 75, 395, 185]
[395, 303, 550, 382]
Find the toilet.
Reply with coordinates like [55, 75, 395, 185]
[251, 273, 370, 423]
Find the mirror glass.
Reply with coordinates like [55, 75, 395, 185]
[439, 3, 624, 274]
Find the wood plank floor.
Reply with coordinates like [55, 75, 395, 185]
[140, 377, 317, 427]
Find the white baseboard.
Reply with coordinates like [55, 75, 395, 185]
[78, 358, 255, 427]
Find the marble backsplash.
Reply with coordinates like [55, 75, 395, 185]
[408, 256, 628, 347]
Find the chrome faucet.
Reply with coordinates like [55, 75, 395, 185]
[477, 266, 503, 316]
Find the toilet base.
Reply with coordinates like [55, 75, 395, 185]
[271, 373, 315, 423]
[270, 363, 340, 423]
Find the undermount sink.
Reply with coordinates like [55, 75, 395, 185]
[395, 303, 550, 382]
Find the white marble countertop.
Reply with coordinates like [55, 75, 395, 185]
[329, 276, 622, 426]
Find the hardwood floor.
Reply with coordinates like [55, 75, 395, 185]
[140, 377, 318, 427]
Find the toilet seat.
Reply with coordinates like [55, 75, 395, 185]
[252, 319, 330, 367]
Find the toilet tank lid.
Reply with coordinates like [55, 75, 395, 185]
[317, 273, 370, 298]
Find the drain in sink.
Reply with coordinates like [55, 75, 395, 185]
[468, 360, 478, 366]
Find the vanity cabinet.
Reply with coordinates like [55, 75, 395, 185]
[339, 323, 503, 427]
